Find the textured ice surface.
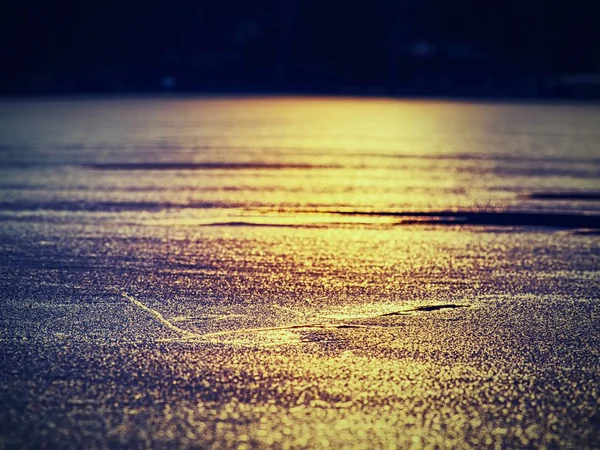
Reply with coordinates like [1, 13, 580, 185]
[1, 97, 599, 449]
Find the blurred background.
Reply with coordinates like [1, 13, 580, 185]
[2, 0, 600, 97]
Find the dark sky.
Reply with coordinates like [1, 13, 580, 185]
[2, 0, 599, 95]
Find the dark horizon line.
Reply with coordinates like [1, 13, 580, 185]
[2, 88, 600, 102]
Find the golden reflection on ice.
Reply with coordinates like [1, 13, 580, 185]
[3, 97, 599, 448]
[179, 97, 475, 215]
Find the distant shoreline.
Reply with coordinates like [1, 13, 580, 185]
[2, 91, 600, 105]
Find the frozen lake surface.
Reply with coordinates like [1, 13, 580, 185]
[1, 97, 599, 448]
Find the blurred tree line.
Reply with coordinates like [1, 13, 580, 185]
[1, 0, 599, 95]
